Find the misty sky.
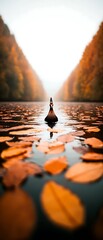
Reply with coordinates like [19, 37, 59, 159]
[0, 0, 103, 96]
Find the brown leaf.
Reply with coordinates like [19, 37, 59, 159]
[44, 156, 68, 174]
[18, 136, 41, 142]
[9, 128, 41, 135]
[84, 137, 103, 149]
[84, 126, 100, 132]
[57, 133, 75, 143]
[2, 151, 31, 168]
[73, 146, 89, 154]
[65, 162, 103, 183]
[0, 136, 13, 143]
[1, 145, 32, 160]
[3, 161, 42, 187]
[36, 141, 65, 154]
[81, 152, 103, 161]
[6, 141, 32, 147]
[72, 130, 85, 136]
[0, 188, 36, 240]
[41, 181, 85, 229]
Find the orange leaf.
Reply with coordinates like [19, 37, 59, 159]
[84, 137, 103, 149]
[44, 156, 68, 174]
[0, 136, 13, 143]
[84, 126, 100, 132]
[41, 181, 85, 229]
[65, 162, 103, 183]
[0, 188, 36, 240]
[36, 141, 65, 154]
[81, 152, 103, 161]
[1, 145, 32, 160]
[57, 134, 75, 143]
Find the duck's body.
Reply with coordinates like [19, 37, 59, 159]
[45, 98, 58, 123]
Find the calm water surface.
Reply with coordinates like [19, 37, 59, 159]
[0, 102, 103, 240]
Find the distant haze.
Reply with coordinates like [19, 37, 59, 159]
[1, 0, 103, 96]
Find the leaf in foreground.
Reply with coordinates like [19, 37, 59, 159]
[3, 161, 42, 187]
[84, 137, 103, 149]
[0, 188, 36, 240]
[65, 162, 103, 183]
[44, 156, 68, 174]
[81, 152, 103, 161]
[41, 181, 85, 229]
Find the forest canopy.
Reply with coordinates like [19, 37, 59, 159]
[0, 16, 46, 101]
[56, 22, 103, 102]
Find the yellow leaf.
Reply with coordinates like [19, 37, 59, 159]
[65, 162, 103, 183]
[41, 181, 85, 229]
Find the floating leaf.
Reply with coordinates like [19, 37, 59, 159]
[65, 162, 103, 183]
[18, 136, 41, 142]
[1, 145, 32, 160]
[44, 156, 68, 174]
[0, 136, 13, 143]
[84, 126, 100, 132]
[73, 146, 89, 154]
[2, 151, 31, 168]
[81, 152, 103, 161]
[57, 133, 75, 143]
[0, 188, 36, 240]
[6, 141, 32, 147]
[9, 128, 42, 135]
[37, 141, 65, 154]
[47, 128, 63, 133]
[41, 181, 85, 229]
[84, 137, 103, 149]
[72, 130, 85, 136]
[3, 161, 42, 187]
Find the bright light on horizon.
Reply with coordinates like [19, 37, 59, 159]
[11, 6, 99, 96]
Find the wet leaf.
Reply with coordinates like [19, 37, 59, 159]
[47, 128, 63, 133]
[37, 141, 65, 154]
[84, 126, 100, 132]
[72, 130, 85, 136]
[2, 151, 31, 168]
[65, 162, 103, 183]
[18, 136, 41, 142]
[41, 181, 85, 229]
[84, 137, 103, 149]
[9, 128, 41, 135]
[81, 152, 103, 161]
[1, 145, 32, 160]
[73, 146, 89, 154]
[0, 136, 13, 143]
[0, 188, 36, 240]
[57, 133, 75, 143]
[6, 141, 32, 147]
[44, 156, 68, 174]
[3, 161, 42, 187]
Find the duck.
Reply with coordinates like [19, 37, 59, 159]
[45, 97, 58, 123]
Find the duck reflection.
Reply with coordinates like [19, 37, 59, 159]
[45, 98, 58, 139]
